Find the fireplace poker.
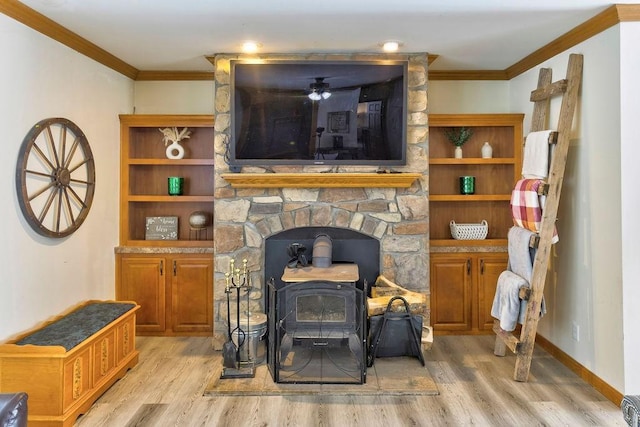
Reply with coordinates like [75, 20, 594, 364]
[220, 259, 255, 379]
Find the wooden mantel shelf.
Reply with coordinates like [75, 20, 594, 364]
[221, 172, 422, 188]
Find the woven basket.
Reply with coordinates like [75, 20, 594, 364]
[450, 220, 488, 240]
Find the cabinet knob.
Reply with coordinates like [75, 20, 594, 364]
[160, 260, 163, 276]
[480, 259, 485, 274]
[173, 260, 177, 276]
[467, 259, 471, 275]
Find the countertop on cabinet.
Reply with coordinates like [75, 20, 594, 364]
[115, 246, 214, 254]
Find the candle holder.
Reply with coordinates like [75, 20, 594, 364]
[167, 176, 184, 196]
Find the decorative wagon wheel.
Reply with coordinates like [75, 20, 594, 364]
[15, 118, 96, 238]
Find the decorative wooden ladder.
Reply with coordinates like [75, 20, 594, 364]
[493, 53, 583, 382]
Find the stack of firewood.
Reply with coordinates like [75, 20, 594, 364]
[368, 275, 432, 350]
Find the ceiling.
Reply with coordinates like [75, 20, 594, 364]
[10, 0, 639, 74]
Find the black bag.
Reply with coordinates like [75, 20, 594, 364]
[367, 295, 424, 367]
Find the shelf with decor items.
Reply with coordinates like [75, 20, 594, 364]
[429, 114, 523, 247]
[119, 114, 215, 248]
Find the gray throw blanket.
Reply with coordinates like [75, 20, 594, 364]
[491, 226, 546, 331]
[491, 270, 528, 331]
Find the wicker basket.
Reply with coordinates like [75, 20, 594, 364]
[450, 220, 488, 240]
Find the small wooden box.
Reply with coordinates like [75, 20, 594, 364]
[145, 216, 178, 240]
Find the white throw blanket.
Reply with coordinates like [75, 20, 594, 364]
[522, 130, 554, 179]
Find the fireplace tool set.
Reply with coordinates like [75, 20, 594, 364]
[220, 259, 256, 379]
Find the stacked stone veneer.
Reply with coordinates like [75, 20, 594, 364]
[211, 53, 430, 341]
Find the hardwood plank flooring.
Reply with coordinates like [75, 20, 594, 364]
[75, 335, 626, 426]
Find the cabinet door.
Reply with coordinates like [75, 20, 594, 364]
[477, 254, 508, 330]
[118, 256, 166, 333]
[171, 256, 213, 333]
[430, 255, 471, 331]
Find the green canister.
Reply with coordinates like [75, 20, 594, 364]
[459, 176, 475, 195]
[168, 176, 184, 196]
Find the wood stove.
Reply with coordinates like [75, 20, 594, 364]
[268, 264, 367, 384]
[264, 227, 378, 384]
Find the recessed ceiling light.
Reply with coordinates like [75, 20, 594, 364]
[382, 41, 401, 52]
[242, 41, 262, 53]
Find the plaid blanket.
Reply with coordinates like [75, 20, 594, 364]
[511, 179, 559, 243]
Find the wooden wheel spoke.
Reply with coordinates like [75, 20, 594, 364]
[31, 143, 56, 172]
[69, 177, 92, 186]
[25, 169, 55, 180]
[44, 125, 61, 170]
[27, 181, 57, 202]
[37, 187, 58, 223]
[63, 137, 81, 169]
[55, 187, 63, 233]
[65, 185, 87, 209]
[59, 125, 68, 169]
[68, 157, 92, 174]
[62, 187, 77, 225]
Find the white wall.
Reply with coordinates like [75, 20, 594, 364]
[620, 22, 640, 395]
[134, 81, 214, 114]
[509, 27, 625, 392]
[0, 14, 133, 340]
[428, 80, 510, 113]
[431, 28, 634, 393]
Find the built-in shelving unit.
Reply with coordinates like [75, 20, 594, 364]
[429, 113, 523, 334]
[119, 114, 215, 248]
[429, 114, 523, 247]
[116, 114, 215, 336]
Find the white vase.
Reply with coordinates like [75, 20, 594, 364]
[481, 142, 493, 158]
[454, 146, 463, 159]
[166, 141, 185, 159]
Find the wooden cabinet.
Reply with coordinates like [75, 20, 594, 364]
[430, 252, 507, 333]
[116, 253, 213, 336]
[119, 114, 215, 247]
[429, 114, 522, 334]
[429, 114, 523, 247]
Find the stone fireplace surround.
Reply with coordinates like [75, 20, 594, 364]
[211, 53, 430, 346]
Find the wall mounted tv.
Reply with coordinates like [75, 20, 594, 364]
[229, 59, 408, 167]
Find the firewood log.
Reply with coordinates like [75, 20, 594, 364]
[367, 275, 427, 316]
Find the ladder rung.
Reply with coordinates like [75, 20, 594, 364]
[529, 234, 540, 248]
[520, 132, 557, 148]
[493, 323, 522, 353]
[537, 183, 549, 196]
[519, 286, 531, 300]
[530, 79, 568, 102]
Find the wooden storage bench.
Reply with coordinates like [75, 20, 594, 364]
[0, 300, 140, 427]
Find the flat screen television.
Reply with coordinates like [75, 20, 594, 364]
[229, 59, 408, 167]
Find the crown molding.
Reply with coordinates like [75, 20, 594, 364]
[430, 4, 640, 81]
[0, 0, 139, 80]
[2, 1, 639, 81]
[428, 69, 509, 81]
[135, 71, 215, 81]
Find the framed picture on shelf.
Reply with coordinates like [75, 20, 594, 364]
[328, 111, 349, 133]
[145, 216, 178, 240]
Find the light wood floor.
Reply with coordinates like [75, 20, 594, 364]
[75, 335, 626, 426]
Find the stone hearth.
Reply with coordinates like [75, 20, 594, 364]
[211, 53, 430, 344]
